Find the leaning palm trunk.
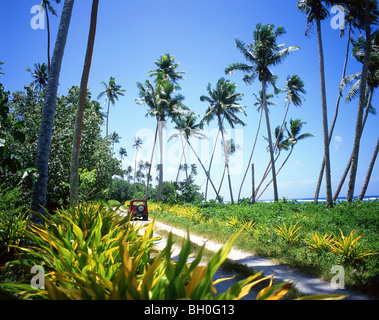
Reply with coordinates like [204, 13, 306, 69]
[314, 23, 351, 203]
[146, 122, 158, 199]
[316, 18, 333, 207]
[157, 119, 166, 202]
[347, 0, 371, 202]
[333, 90, 373, 201]
[238, 108, 263, 202]
[204, 115, 224, 201]
[218, 115, 234, 204]
[256, 147, 293, 201]
[358, 136, 379, 200]
[262, 82, 278, 201]
[188, 140, 222, 203]
[70, 0, 99, 206]
[30, 0, 75, 223]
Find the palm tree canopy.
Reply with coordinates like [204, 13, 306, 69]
[149, 53, 185, 84]
[119, 147, 127, 158]
[97, 76, 126, 105]
[253, 90, 277, 112]
[286, 118, 314, 145]
[136, 79, 187, 121]
[169, 113, 208, 141]
[225, 23, 300, 88]
[283, 74, 306, 107]
[132, 136, 143, 150]
[25, 62, 49, 90]
[200, 78, 246, 129]
[42, 0, 62, 17]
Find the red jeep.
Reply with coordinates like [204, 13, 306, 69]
[127, 199, 149, 221]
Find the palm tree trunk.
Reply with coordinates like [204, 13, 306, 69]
[44, 2, 51, 72]
[188, 139, 222, 203]
[217, 164, 226, 198]
[262, 81, 278, 201]
[314, 23, 351, 203]
[30, 0, 75, 223]
[333, 88, 373, 201]
[358, 136, 379, 200]
[218, 114, 234, 204]
[106, 99, 110, 136]
[347, 0, 371, 202]
[204, 115, 224, 201]
[317, 18, 333, 208]
[70, 0, 99, 206]
[158, 119, 166, 202]
[238, 108, 262, 202]
[146, 122, 158, 199]
[256, 146, 293, 201]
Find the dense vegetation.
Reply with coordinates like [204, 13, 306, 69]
[150, 200, 379, 297]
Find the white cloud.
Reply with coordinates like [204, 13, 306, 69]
[294, 160, 304, 168]
[334, 135, 343, 151]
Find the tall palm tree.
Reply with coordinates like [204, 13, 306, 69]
[137, 54, 186, 200]
[70, 0, 99, 206]
[30, 0, 74, 223]
[237, 91, 276, 202]
[347, 1, 375, 201]
[297, 0, 333, 207]
[25, 62, 49, 91]
[97, 77, 126, 137]
[333, 29, 379, 200]
[110, 131, 121, 153]
[136, 79, 186, 201]
[132, 137, 143, 195]
[41, 0, 62, 71]
[200, 78, 246, 204]
[256, 119, 314, 201]
[314, 0, 378, 202]
[170, 114, 222, 203]
[118, 147, 127, 179]
[225, 23, 299, 202]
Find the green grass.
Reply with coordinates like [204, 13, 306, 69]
[150, 200, 379, 298]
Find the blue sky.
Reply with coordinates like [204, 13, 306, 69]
[1, 0, 378, 201]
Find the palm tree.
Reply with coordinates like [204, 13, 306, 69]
[136, 79, 186, 201]
[314, 0, 378, 202]
[276, 75, 306, 149]
[132, 137, 143, 195]
[170, 114, 222, 203]
[41, 0, 62, 71]
[297, 0, 333, 207]
[110, 131, 121, 153]
[30, 0, 74, 223]
[97, 77, 126, 137]
[256, 119, 314, 201]
[200, 78, 246, 204]
[333, 29, 379, 200]
[70, 0, 99, 206]
[347, 2, 375, 201]
[225, 23, 299, 202]
[237, 91, 276, 202]
[118, 147, 127, 178]
[25, 62, 49, 91]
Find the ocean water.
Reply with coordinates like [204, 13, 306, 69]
[257, 195, 379, 203]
